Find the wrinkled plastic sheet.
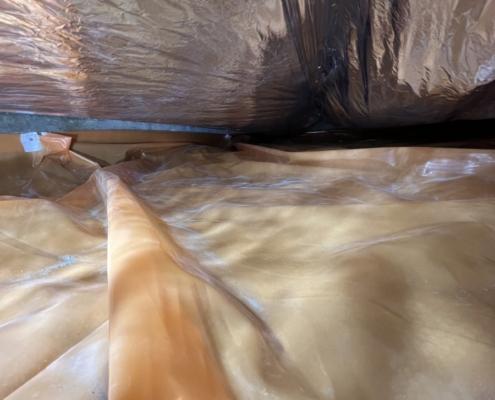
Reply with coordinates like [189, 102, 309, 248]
[1, 0, 494, 131]
[285, 0, 495, 127]
[0, 0, 308, 131]
[1, 135, 495, 399]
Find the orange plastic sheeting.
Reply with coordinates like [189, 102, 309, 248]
[102, 173, 232, 399]
[1, 138, 495, 400]
[0, 197, 107, 399]
[0, 133, 98, 198]
[66, 130, 224, 165]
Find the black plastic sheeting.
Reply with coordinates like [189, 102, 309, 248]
[0, 0, 494, 133]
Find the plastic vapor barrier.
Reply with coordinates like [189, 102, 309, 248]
[1, 135, 495, 399]
[1, 0, 494, 131]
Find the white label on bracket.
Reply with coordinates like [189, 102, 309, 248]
[20, 132, 43, 152]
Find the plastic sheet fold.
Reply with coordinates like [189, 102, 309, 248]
[1, 135, 495, 399]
